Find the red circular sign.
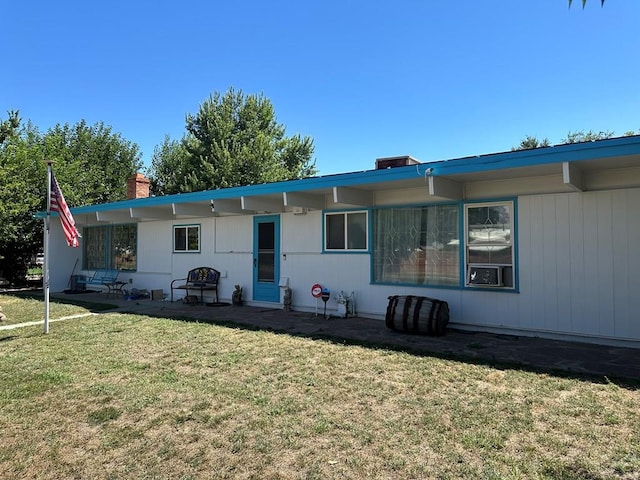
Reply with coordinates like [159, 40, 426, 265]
[311, 284, 323, 298]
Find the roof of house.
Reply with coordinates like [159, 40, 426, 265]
[61, 134, 640, 224]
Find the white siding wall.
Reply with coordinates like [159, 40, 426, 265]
[52, 186, 639, 346]
[154, 189, 640, 345]
[452, 189, 640, 344]
[48, 220, 82, 291]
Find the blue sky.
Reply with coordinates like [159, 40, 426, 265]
[4, 1, 639, 175]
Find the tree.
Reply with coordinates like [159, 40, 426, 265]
[149, 88, 316, 195]
[512, 135, 550, 151]
[513, 129, 635, 152]
[560, 129, 614, 144]
[0, 120, 142, 285]
[149, 135, 188, 196]
[0, 122, 45, 283]
[0, 110, 20, 144]
[42, 120, 143, 206]
[568, 0, 605, 7]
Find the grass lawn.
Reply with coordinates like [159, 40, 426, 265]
[0, 296, 639, 479]
[0, 291, 115, 326]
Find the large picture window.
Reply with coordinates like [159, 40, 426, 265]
[373, 205, 459, 286]
[83, 224, 137, 271]
[174, 224, 200, 253]
[324, 211, 368, 251]
[465, 201, 515, 288]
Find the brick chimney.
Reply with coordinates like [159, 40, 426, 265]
[127, 173, 150, 199]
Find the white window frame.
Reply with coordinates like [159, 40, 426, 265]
[464, 201, 515, 289]
[323, 210, 369, 252]
[173, 224, 201, 253]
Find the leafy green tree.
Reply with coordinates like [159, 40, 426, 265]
[0, 110, 20, 144]
[149, 135, 188, 196]
[568, 0, 604, 7]
[149, 88, 316, 195]
[512, 135, 551, 151]
[513, 129, 636, 152]
[43, 120, 143, 206]
[0, 122, 46, 283]
[560, 130, 614, 144]
[0, 120, 142, 285]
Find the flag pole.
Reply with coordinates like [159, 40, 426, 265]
[43, 160, 53, 334]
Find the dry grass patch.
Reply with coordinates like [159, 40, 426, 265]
[0, 312, 638, 479]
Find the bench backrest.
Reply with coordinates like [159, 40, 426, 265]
[187, 267, 220, 285]
[94, 269, 119, 282]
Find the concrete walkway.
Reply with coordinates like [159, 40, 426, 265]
[4, 291, 639, 384]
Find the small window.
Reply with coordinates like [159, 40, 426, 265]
[324, 211, 368, 251]
[465, 201, 514, 288]
[174, 225, 200, 253]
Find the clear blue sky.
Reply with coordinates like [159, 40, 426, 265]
[4, 1, 639, 175]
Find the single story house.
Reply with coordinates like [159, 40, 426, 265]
[45, 136, 640, 348]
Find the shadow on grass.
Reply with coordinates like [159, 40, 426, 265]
[13, 291, 639, 391]
[7, 290, 117, 313]
[118, 308, 640, 391]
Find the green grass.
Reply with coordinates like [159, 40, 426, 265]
[0, 291, 115, 325]
[0, 295, 639, 479]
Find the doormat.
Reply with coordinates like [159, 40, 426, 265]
[205, 302, 231, 307]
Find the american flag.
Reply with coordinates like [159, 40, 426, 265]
[50, 174, 81, 248]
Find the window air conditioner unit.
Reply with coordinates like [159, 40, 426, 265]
[467, 265, 503, 287]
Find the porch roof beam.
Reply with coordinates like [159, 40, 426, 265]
[283, 191, 325, 210]
[130, 207, 174, 220]
[428, 176, 463, 200]
[212, 198, 252, 215]
[563, 161, 585, 192]
[332, 186, 374, 206]
[95, 210, 134, 223]
[172, 202, 216, 217]
[241, 196, 283, 213]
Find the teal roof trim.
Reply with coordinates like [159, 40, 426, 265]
[64, 135, 640, 215]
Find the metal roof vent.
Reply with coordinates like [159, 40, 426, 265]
[375, 155, 421, 170]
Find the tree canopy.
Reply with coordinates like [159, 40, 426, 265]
[0, 110, 20, 145]
[568, 0, 605, 7]
[511, 135, 551, 151]
[149, 88, 316, 195]
[0, 120, 142, 284]
[512, 129, 637, 151]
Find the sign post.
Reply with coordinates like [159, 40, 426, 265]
[311, 283, 322, 317]
[321, 287, 330, 319]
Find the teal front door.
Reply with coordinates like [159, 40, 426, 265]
[253, 215, 280, 302]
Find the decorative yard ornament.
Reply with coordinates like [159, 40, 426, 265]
[283, 287, 292, 312]
[336, 291, 348, 318]
[232, 285, 243, 306]
[311, 283, 323, 316]
[321, 287, 330, 319]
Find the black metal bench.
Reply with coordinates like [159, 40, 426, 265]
[170, 267, 220, 304]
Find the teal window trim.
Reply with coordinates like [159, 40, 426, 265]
[463, 198, 518, 292]
[370, 202, 460, 288]
[368, 198, 518, 292]
[82, 223, 137, 271]
[173, 224, 201, 253]
[322, 208, 371, 253]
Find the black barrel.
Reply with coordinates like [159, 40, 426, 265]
[385, 295, 449, 336]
